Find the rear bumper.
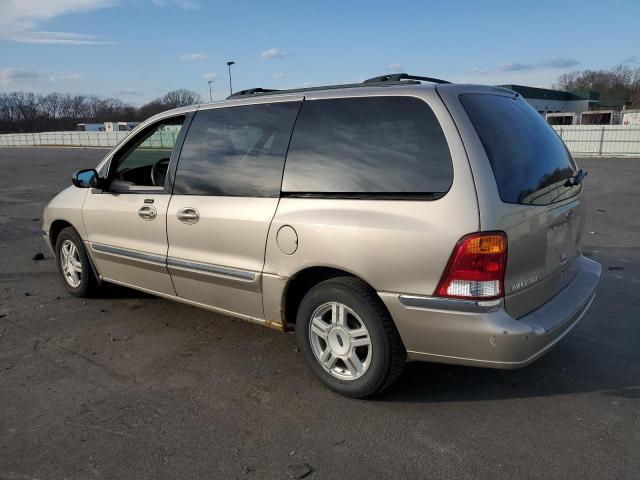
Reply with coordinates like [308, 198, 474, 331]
[378, 256, 601, 369]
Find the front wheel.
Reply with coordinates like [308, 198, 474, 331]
[55, 227, 99, 297]
[296, 277, 406, 398]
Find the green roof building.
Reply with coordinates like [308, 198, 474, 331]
[497, 84, 627, 124]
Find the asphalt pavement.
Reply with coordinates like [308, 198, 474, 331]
[0, 148, 638, 479]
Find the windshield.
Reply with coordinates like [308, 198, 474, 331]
[460, 93, 580, 206]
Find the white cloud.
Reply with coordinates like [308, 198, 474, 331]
[471, 58, 581, 76]
[454, 68, 563, 89]
[0, 0, 115, 44]
[202, 73, 217, 80]
[49, 73, 83, 82]
[273, 73, 285, 79]
[150, 0, 200, 8]
[181, 52, 208, 62]
[387, 63, 403, 72]
[541, 57, 580, 68]
[497, 62, 535, 72]
[470, 67, 490, 75]
[0, 67, 85, 88]
[115, 90, 144, 97]
[0, 68, 42, 87]
[261, 48, 289, 59]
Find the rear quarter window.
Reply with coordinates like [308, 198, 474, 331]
[460, 93, 580, 206]
[281, 96, 453, 198]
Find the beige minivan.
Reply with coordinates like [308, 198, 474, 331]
[43, 73, 601, 397]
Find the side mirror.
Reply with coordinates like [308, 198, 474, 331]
[72, 168, 99, 188]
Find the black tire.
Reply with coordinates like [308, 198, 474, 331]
[296, 276, 406, 398]
[55, 227, 99, 297]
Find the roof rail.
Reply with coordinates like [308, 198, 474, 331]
[223, 73, 451, 100]
[363, 73, 451, 85]
[227, 88, 280, 99]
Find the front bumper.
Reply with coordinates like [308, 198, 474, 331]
[42, 225, 55, 255]
[378, 256, 601, 369]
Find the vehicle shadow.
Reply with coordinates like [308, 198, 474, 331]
[377, 354, 640, 403]
[97, 283, 155, 299]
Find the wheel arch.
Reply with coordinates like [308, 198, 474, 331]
[281, 266, 389, 329]
[49, 219, 102, 284]
[49, 219, 74, 250]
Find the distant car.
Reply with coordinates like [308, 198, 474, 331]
[43, 73, 601, 398]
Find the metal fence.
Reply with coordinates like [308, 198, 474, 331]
[552, 126, 640, 156]
[0, 130, 181, 149]
[1, 126, 640, 157]
[0, 131, 130, 148]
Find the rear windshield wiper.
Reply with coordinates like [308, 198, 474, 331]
[565, 169, 588, 187]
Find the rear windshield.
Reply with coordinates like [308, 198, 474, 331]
[460, 94, 579, 205]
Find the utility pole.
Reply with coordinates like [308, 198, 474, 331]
[207, 80, 214, 102]
[226, 61, 235, 95]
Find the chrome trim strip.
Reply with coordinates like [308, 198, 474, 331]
[90, 243, 166, 266]
[397, 294, 503, 313]
[166, 257, 256, 281]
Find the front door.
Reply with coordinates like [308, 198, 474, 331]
[83, 115, 188, 295]
[166, 100, 302, 318]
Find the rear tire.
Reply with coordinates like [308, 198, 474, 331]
[296, 276, 406, 398]
[55, 227, 99, 297]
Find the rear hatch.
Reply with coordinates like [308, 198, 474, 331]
[458, 92, 585, 319]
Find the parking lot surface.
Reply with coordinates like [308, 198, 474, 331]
[1, 148, 639, 479]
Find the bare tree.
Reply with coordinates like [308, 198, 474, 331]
[136, 99, 166, 120]
[161, 89, 203, 109]
[555, 64, 640, 108]
[41, 93, 63, 121]
[0, 88, 203, 133]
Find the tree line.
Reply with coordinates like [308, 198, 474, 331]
[554, 64, 640, 108]
[2, 64, 639, 134]
[0, 89, 202, 133]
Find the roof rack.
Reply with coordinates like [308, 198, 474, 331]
[227, 88, 280, 99]
[363, 73, 450, 85]
[225, 73, 451, 99]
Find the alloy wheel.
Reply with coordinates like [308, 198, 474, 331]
[60, 239, 82, 288]
[308, 301, 372, 381]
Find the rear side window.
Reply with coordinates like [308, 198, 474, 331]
[460, 94, 579, 205]
[282, 96, 453, 197]
[173, 101, 300, 197]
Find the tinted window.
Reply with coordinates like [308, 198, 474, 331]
[282, 97, 453, 196]
[460, 94, 579, 205]
[173, 102, 300, 197]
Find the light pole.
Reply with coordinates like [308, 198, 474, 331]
[207, 80, 214, 102]
[226, 61, 235, 95]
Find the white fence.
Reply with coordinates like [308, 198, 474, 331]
[552, 126, 640, 156]
[0, 131, 130, 148]
[1, 126, 640, 157]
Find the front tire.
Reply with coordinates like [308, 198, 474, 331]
[296, 277, 406, 398]
[55, 227, 99, 297]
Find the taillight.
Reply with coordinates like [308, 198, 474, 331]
[435, 232, 507, 300]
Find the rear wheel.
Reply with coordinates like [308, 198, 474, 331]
[55, 227, 99, 297]
[296, 277, 405, 398]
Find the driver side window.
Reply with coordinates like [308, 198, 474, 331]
[108, 116, 186, 191]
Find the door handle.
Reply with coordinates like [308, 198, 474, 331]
[177, 207, 199, 225]
[138, 205, 157, 220]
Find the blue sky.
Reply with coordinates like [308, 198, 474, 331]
[1, 0, 638, 104]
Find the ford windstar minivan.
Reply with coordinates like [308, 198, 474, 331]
[43, 73, 601, 397]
